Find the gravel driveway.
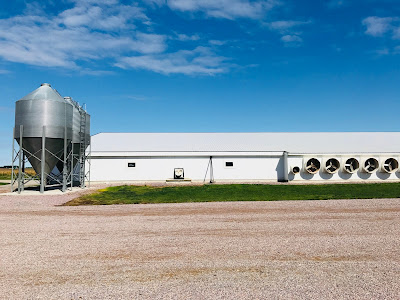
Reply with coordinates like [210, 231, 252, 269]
[0, 191, 399, 299]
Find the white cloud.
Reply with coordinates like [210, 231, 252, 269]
[115, 46, 228, 75]
[79, 69, 116, 76]
[371, 47, 400, 56]
[133, 33, 167, 53]
[362, 16, 400, 55]
[72, 0, 119, 5]
[0, 1, 165, 69]
[173, 33, 201, 41]
[280, 34, 302, 47]
[281, 35, 302, 42]
[0, 16, 166, 68]
[265, 20, 310, 46]
[209, 40, 227, 46]
[392, 27, 400, 39]
[59, 2, 148, 30]
[267, 20, 310, 33]
[0, 1, 232, 76]
[375, 48, 390, 55]
[145, 0, 279, 20]
[362, 16, 396, 37]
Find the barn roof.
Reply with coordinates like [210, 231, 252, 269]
[90, 132, 400, 154]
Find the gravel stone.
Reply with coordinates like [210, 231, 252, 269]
[0, 189, 399, 299]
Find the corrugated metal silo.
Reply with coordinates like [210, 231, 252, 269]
[62, 97, 91, 170]
[14, 83, 73, 177]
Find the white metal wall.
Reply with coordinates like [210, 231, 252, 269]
[90, 156, 283, 181]
[90, 154, 400, 182]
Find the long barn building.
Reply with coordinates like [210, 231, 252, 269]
[89, 132, 400, 183]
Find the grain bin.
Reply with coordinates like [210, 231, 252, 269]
[61, 97, 90, 181]
[14, 83, 73, 177]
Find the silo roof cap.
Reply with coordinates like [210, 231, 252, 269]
[18, 83, 65, 102]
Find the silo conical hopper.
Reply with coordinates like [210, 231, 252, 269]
[14, 83, 73, 177]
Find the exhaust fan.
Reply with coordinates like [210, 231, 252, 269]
[362, 158, 379, 173]
[343, 158, 359, 174]
[174, 168, 184, 179]
[304, 158, 320, 174]
[290, 166, 300, 174]
[381, 158, 399, 173]
[324, 158, 340, 174]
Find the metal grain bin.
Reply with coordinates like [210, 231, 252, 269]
[61, 97, 90, 171]
[64, 97, 81, 144]
[14, 83, 73, 176]
[85, 113, 91, 146]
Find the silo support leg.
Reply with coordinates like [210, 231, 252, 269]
[17, 125, 23, 194]
[62, 126, 67, 192]
[21, 153, 25, 192]
[11, 127, 15, 192]
[40, 126, 46, 194]
[71, 146, 74, 190]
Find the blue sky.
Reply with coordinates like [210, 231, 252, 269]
[0, 0, 400, 165]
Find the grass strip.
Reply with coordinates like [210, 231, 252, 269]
[64, 183, 400, 206]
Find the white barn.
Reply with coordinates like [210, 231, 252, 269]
[89, 132, 400, 183]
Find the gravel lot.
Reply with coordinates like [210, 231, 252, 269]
[0, 189, 399, 299]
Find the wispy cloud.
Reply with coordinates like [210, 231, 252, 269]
[115, 46, 228, 75]
[265, 19, 310, 46]
[281, 35, 303, 47]
[0, 69, 10, 74]
[59, 3, 148, 30]
[362, 16, 398, 37]
[0, 0, 310, 76]
[266, 20, 311, 33]
[0, 1, 230, 76]
[374, 48, 390, 55]
[209, 40, 227, 46]
[171, 33, 201, 41]
[144, 0, 280, 20]
[362, 16, 400, 55]
[0, 2, 163, 69]
[371, 47, 400, 56]
[392, 27, 400, 39]
[79, 69, 116, 76]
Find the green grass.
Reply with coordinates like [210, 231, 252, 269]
[64, 183, 400, 206]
